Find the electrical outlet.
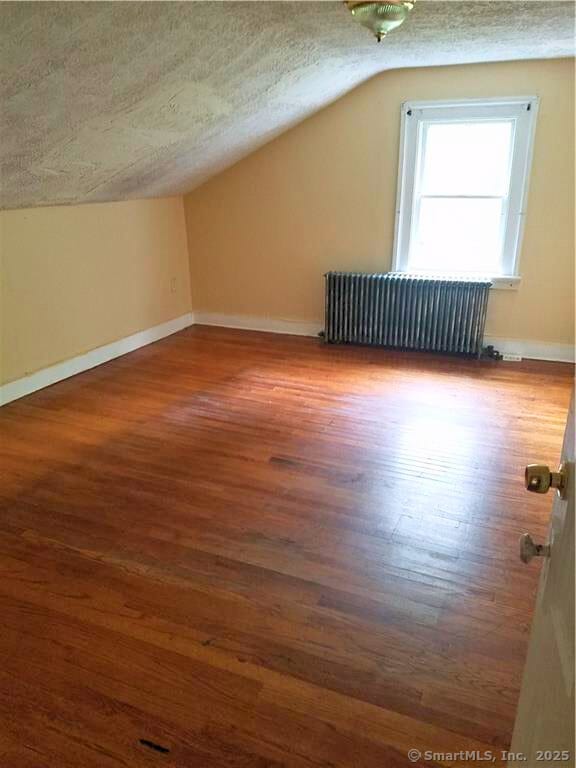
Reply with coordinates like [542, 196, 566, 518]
[503, 352, 522, 362]
[170, 277, 177, 294]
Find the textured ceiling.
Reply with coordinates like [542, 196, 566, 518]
[1, 1, 574, 210]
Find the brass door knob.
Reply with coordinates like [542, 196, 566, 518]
[525, 463, 567, 498]
[520, 533, 550, 564]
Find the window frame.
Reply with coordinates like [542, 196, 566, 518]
[392, 97, 539, 289]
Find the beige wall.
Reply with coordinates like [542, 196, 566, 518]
[0, 196, 192, 385]
[184, 58, 575, 346]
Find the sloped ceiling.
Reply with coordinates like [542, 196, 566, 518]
[1, 1, 574, 210]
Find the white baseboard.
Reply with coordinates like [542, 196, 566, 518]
[1, 312, 571, 406]
[196, 313, 573, 363]
[484, 336, 575, 364]
[0, 313, 194, 406]
[194, 312, 322, 338]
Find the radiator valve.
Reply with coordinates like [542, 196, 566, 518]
[481, 345, 502, 360]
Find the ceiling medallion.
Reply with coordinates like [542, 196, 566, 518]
[346, 1, 415, 42]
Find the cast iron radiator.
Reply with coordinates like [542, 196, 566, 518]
[324, 272, 491, 356]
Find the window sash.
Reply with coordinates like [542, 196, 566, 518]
[409, 196, 508, 276]
[417, 118, 515, 198]
[392, 98, 538, 281]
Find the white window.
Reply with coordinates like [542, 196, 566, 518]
[392, 97, 538, 286]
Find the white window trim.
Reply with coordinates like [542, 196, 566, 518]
[392, 96, 539, 289]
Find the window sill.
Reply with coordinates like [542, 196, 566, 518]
[491, 276, 521, 290]
[393, 270, 522, 290]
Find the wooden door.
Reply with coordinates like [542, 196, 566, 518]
[509, 394, 574, 766]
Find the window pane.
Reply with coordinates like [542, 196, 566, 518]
[420, 121, 514, 197]
[409, 197, 504, 275]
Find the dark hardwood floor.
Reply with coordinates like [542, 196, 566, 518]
[0, 326, 572, 767]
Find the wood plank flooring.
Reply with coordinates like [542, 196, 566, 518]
[0, 326, 572, 767]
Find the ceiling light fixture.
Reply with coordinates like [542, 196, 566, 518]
[346, 1, 415, 42]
